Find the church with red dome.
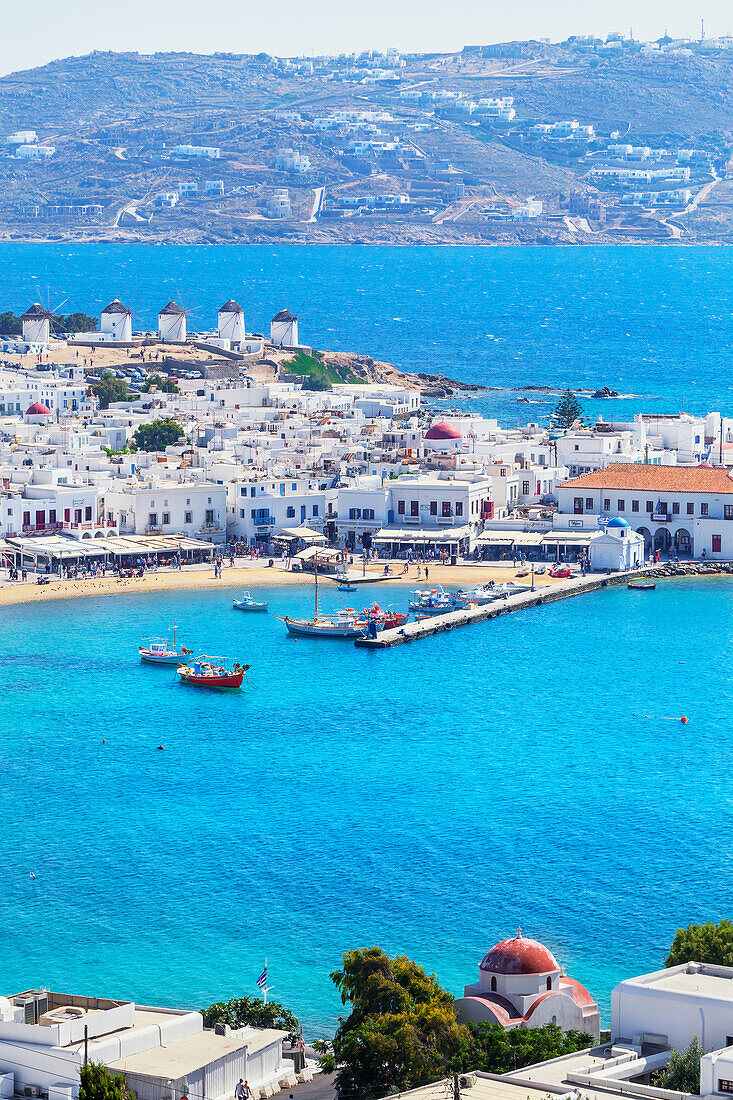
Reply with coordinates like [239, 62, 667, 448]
[455, 929, 600, 1039]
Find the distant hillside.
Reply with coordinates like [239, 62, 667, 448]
[0, 46, 732, 246]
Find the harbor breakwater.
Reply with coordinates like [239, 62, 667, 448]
[356, 561, 733, 649]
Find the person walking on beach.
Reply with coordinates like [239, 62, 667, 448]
[425, 566, 429, 581]
[235, 1080, 245, 1100]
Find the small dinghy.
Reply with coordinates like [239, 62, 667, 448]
[627, 580, 656, 591]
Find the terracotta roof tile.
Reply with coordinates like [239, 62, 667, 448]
[559, 463, 733, 495]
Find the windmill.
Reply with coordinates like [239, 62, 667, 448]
[270, 296, 307, 349]
[21, 290, 68, 346]
[157, 293, 197, 344]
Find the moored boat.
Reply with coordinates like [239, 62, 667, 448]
[233, 591, 269, 611]
[627, 580, 656, 590]
[139, 624, 192, 664]
[177, 656, 249, 688]
[283, 609, 368, 637]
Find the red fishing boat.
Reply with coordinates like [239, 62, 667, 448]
[177, 655, 249, 689]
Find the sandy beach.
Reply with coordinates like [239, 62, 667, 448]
[0, 561, 570, 608]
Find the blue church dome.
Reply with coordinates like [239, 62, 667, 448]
[607, 517, 630, 528]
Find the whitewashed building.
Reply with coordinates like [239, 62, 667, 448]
[558, 463, 733, 558]
[105, 477, 228, 543]
[0, 988, 289, 1100]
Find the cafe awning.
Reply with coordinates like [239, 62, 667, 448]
[374, 525, 472, 543]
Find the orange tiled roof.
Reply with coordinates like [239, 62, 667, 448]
[559, 463, 733, 495]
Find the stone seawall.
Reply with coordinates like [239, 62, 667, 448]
[646, 561, 733, 578]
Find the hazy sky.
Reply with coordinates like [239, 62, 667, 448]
[0, 0, 722, 78]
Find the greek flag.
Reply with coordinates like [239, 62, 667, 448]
[257, 965, 267, 990]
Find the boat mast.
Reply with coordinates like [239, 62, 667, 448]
[314, 554, 318, 617]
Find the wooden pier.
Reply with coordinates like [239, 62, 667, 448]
[354, 567, 653, 649]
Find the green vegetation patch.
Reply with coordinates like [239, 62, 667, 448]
[284, 350, 364, 391]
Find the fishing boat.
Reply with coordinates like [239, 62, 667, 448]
[408, 586, 458, 613]
[177, 655, 249, 689]
[627, 580, 656, 591]
[338, 583, 357, 592]
[139, 624, 192, 665]
[280, 557, 369, 637]
[283, 609, 369, 637]
[232, 591, 269, 611]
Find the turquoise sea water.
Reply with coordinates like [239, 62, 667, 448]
[2, 577, 733, 1033]
[2, 244, 733, 422]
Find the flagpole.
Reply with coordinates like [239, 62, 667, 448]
[264, 958, 267, 1005]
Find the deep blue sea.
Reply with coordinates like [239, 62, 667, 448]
[1, 243, 733, 423]
[2, 578, 732, 1034]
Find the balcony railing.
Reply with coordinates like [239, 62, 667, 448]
[22, 522, 64, 535]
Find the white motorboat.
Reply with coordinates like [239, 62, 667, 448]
[233, 591, 269, 611]
[139, 624, 192, 664]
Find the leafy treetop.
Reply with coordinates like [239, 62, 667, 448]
[201, 996, 299, 1035]
[142, 373, 180, 394]
[666, 919, 733, 968]
[132, 418, 185, 452]
[78, 1063, 130, 1100]
[655, 1037, 703, 1093]
[89, 372, 130, 409]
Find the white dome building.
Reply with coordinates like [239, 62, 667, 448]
[455, 929, 600, 1039]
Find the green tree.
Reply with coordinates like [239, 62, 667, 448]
[456, 1022, 593, 1075]
[90, 372, 131, 409]
[551, 390, 586, 430]
[201, 996, 298, 1035]
[0, 311, 22, 335]
[132, 418, 184, 452]
[56, 312, 99, 334]
[666, 919, 733, 967]
[319, 947, 469, 1099]
[656, 1037, 703, 1093]
[79, 1063, 129, 1100]
[141, 373, 180, 394]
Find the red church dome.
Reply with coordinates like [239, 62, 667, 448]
[26, 402, 52, 415]
[479, 933, 559, 975]
[425, 421, 462, 440]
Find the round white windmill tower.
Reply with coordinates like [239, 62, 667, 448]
[158, 300, 187, 344]
[218, 299, 245, 344]
[270, 308, 298, 348]
[21, 303, 52, 346]
[101, 299, 133, 342]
